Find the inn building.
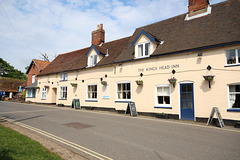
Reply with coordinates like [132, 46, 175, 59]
[26, 0, 240, 124]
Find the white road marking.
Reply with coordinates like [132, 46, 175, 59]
[0, 116, 113, 160]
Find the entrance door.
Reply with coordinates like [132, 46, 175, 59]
[52, 88, 57, 104]
[180, 83, 195, 120]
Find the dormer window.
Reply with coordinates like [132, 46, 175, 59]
[131, 29, 161, 59]
[88, 55, 97, 67]
[86, 45, 106, 67]
[137, 42, 150, 58]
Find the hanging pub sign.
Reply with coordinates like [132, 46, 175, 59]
[125, 102, 138, 117]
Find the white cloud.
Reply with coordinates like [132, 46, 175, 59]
[0, 0, 225, 72]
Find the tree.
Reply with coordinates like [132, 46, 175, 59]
[39, 52, 50, 62]
[0, 58, 27, 81]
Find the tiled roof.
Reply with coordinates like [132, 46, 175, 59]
[39, 0, 239, 76]
[34, 59, 51, 71]
[115, 0, 240, 62]
[26, 59, 51, 74]
[38, 36, 131, 76]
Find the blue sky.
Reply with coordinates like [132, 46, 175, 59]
[0, 0, 225, 73]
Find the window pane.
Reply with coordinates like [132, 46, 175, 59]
[158, 96, 163, 104]
[187, 102, 193, 109]
[226, 49, 236, 64]
[94, 55, 97, 65]
[187, 93, 192, 101]
[182, 101, 187, 108]
[229, 85, 240, 108]
[187, 85, 192, 92]
[238, 49, 240, 64]
[138, 44, 143, 57]
[145, 43, 150, 56]
[127, 83, 130, 90]
[181, 85, 187, 92]
[164, 96, 170, 104]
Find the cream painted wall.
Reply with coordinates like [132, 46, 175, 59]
[31, 44, 240, 121]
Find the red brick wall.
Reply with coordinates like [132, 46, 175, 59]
[188, 0, 209, 12]
[92, 24, 105, 45]
[27, 63, 40, 86]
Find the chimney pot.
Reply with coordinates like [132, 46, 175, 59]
[100, 24, 103, 30]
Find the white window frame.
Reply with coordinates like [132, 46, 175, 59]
[42, 87, 46, 100]
[115, 81, 132, 102]
[228, 84, 240, 109]
[136, 42, 151, 59]
[32, 75, 35, 83]
[225, 49, 240, 66]
[59, 86, 67, 100]
[26, 89, 36, 98]
[155, 84, 171, 107]
[60, 73, 68, 81]
[88, 55, 98, 67]
[86, 84, 98, 100]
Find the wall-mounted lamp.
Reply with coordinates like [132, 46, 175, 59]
[75, 78, 77, 80]
[140, 73, 143, 77]
[82, 80, 84, 83]
[100, 78, 103, 81]
[105, 74, 107, 78]
[197, 53, 203, 56]
[172, 69, 176, 74]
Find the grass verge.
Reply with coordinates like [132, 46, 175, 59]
[0, 124, 62, 160]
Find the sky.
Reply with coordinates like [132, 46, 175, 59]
[0, 0, 225, 73]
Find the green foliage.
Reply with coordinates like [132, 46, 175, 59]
[0, 58, 27, 81]
[22, 91, 26, 99]
[0, 124, 62, 160]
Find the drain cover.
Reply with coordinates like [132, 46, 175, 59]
[64, 122, 93, 129]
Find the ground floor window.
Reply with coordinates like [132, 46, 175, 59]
[117, 82, 131, 100]
[60, 86, 67, 99]
[87, 84, 97, 99]
[26, 89, 36, 98]
[42, 87, 46, 99]
[155, 85, 171, 106]
[229, 85, 240, 108]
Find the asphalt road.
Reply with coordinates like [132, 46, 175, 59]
[0, 101, 239, 160]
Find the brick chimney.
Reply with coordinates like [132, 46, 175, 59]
[188, 0, 209, 13]
[92, 24, 105, 45]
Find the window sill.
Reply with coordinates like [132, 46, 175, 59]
[41, 99, 46, 100]
[85, 99, 98, 102]
[154, 106, 172, 109]
[115, 100, 132, 103]
[227, 108, 240, 112]
[59, 99, 67, 100]
[224, 64, 240, 67]
[59, 80, 68, 82]
[135, 56, 150, 60]
[26, 97, 36, 98]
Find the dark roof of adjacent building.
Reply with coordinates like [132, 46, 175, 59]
[24, 81, 38, 89]
[115, 0, 240, 62]
[39, 0, 240, 76]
